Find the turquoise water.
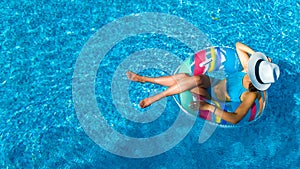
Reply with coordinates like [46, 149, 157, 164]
[1, 0, 300, 168]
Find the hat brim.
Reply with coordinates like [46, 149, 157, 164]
[247, 52, 271, 91]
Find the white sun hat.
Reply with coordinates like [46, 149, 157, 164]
[247, 52, 280, 91]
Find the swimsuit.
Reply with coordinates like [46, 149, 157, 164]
[226, 72, 248, 102]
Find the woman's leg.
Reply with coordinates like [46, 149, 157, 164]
[213, 79, 231, 101]
[126, 71, 189, 87]
[140, 75, 211, 108]
[190, 87, 211, 100]
[190, 79, 230, 101]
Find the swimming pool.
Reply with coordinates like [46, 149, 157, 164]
[1, 0, 300, 168]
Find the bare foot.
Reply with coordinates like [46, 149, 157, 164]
[139, 98, 153, 108]
[126, 71, 145, 83]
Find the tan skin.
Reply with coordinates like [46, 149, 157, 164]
[127, 42, 271, 124]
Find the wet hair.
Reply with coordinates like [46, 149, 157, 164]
[249, 83, 259, 92]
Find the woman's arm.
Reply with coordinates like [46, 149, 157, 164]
[236, 42, 256, 72]
[194, 92, 257, 124]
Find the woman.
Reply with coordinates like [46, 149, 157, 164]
[127, 42, 280, 124]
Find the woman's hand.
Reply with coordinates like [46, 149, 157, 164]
[189, 100, 211, 111]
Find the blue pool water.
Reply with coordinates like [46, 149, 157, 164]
[1, 0, 300, 168]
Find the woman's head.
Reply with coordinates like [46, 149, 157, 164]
[247, 52, 280, 91]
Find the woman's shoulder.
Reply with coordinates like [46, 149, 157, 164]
[241, 91, 258, 102]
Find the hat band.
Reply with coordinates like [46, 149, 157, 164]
[255, 59, 264, 84]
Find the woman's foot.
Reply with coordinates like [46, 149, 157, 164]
[139, 98, 153, 108]
[126, 71, 145, 83]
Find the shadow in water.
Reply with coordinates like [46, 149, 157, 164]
[264, 60, 300, 124]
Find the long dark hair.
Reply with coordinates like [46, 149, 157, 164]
[249, 83, 259, 92]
